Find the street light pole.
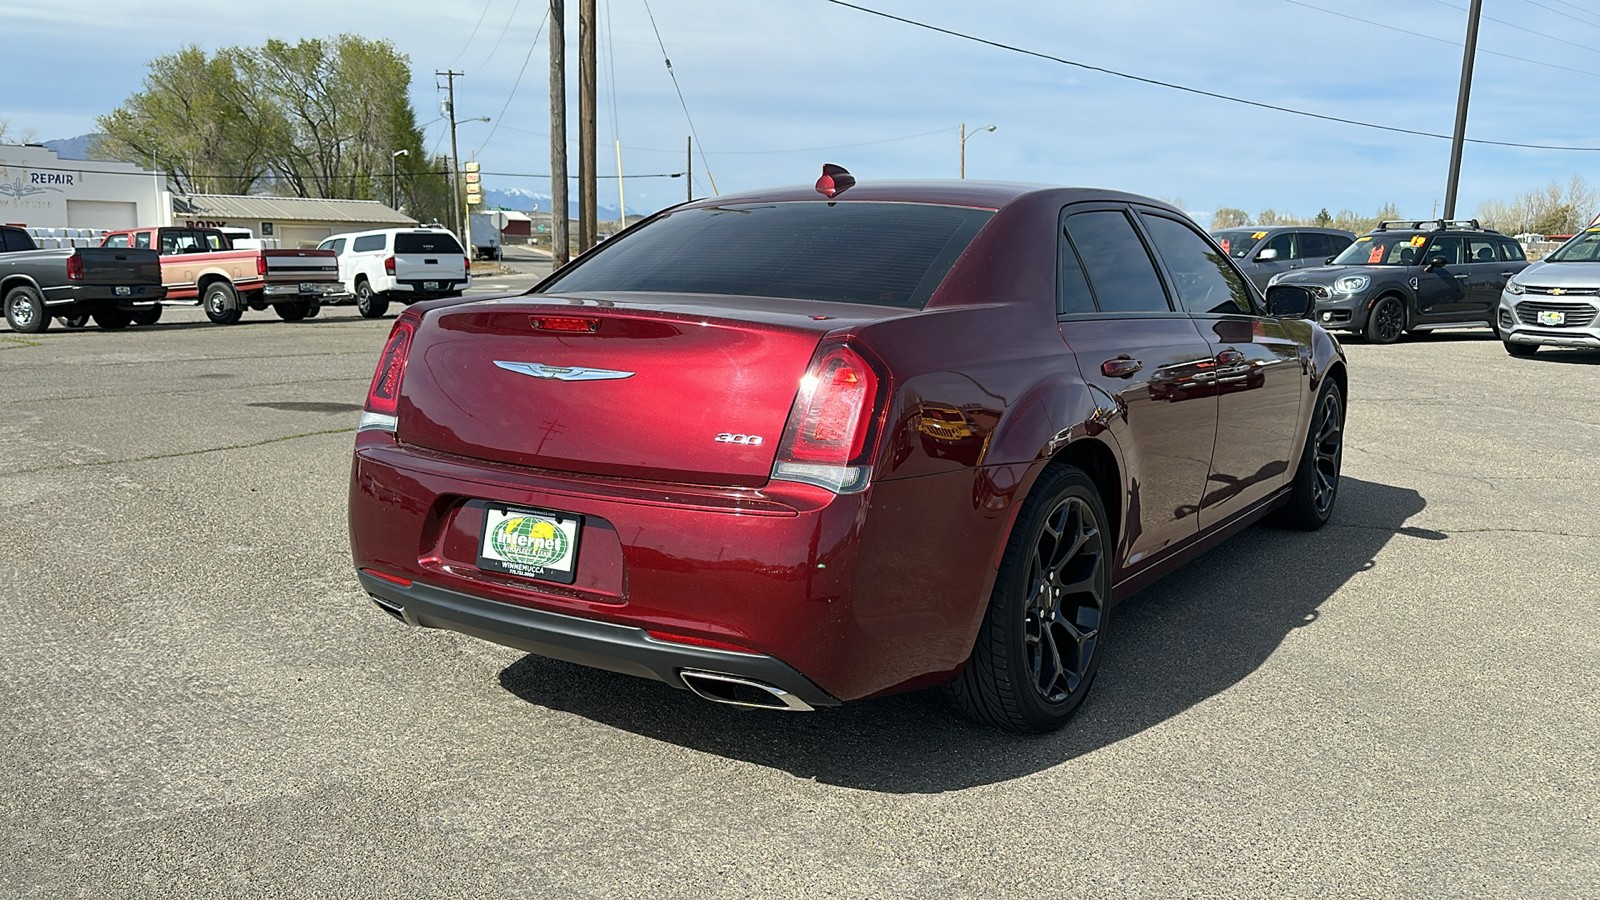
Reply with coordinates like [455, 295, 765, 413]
[390, 149, 409, 211]
[959, 123, 996, 179]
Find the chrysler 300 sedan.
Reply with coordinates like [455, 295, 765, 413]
[348, 168, 1348, 732]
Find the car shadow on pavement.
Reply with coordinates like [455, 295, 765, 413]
[498, 476, 1430, 794]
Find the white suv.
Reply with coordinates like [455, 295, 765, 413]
[318, 227, 471, 318]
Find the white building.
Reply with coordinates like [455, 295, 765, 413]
[1, 143, 414, 246]
[0, 144, 166, 230]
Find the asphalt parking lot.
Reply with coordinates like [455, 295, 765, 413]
[2, 302, 1595, 898]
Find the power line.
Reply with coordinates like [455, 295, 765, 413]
[1427, 0, 1600, 54]
[641, 0, 718, 192]
[820, 0, 1600, 152]
[480, 0, 530, 69]
[1522, 0, 1600, 30]
[1281, 0, 1600, 78]
[1543, 0, 1600, 27]
[627, 125, 961, 155]
[448, 0, 497, 68]
[10, 161, 683, 181]
[475, 7, 552, 156]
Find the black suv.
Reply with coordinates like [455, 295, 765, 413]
[1272, 219, 1528, 344]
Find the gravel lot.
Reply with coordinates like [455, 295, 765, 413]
[2, 302, 1595, 899]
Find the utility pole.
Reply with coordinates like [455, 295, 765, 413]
[437, 69, 464, 237]
[1443, 0, 1483, 220]
[578, 0, 598, 251]
[549, 0, 569, 267]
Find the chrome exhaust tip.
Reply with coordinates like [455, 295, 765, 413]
[369, 595, 411, 624]
[679, 669, 815, 712]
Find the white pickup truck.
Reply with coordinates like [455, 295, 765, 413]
[317, 227, 471, 318]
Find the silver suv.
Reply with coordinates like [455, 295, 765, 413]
[1210, 226, 1357, 291]
[1498, 229, 1600, 357]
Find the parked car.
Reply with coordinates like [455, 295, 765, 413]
[1210, 225, 1357, 291]
[99, 227, 340, 324]
[1, 224, 166, 333]
[347, 168, 1348, 733]
[317, 227, 471, 319]
[1496, 227, 1600, 357]
[1270, 219, 1528, 344]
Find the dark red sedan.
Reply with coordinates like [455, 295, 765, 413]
[348, 169, 1347, 732]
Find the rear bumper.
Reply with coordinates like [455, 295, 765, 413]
[262, 281, 342, 298]
[348, 439, 1006, 701]
[357, 571, 840, 708]
[391, 278, 469, 300]
[41, 283, 168, 306]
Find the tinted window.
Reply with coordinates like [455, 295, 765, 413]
[1, 229, 27, 251]
[543, 202, 993, 309]
[352, 234, 387, 252]
[1467, 238, 1499, 263]
[329, 238, 346, 254]
[1211, 229, 1262, 259]
[1141, 213, 1253, 315]
[1328, 234, 1353, 256]
[395, 232, 465, 254]
[133, 232, 151, 250]
[1263, 232, 1294, 259]
[1299, 232, 1331, 260]
[1426, 235, 1465, 265]
[1063, 210, 1171, 314]
[1058, 222, 1096, 315]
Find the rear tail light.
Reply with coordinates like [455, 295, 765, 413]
[66, 253, 83, 280]
[772, 342, 884, 494]
[256, 255, 267, 276]
[465, 257, 472, 273]
[360, 312, 420, 432]
[384, 256, 396, 276]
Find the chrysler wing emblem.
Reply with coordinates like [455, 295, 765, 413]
[493, 360, 635, 381]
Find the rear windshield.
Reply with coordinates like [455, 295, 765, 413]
[395, 232, 465, 254]
[540, 201, 994, 309]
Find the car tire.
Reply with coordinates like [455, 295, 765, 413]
[274, 300, 311, 322]
[948, 463, 1110, 733]
[59, 313, 91, 329]
[92, 308, 133, 330]
[202, 282, 243, 325]
[355, 280, 388, 319]
[1272, 379, 1344, 531]
[1363, 295, 1406, 344]
[304, 300, 321, 319]
[131, 306, 163, 326]
[4, 285, 50, 334]
[1503, 340, 1537, 358]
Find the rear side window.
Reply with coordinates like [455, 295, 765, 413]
[1498, 239, 1526, 262]
[1467, 238, 1499, 263]
[542, 202, 993, 309]
[1063, 210, 1171, 314]
[1425, 235, 1465, 265]
[134, 232, 151, 250]
[1298, 232, 1331, 260]
[1057, 227, 1097, 315]
[1263, 232, 1294, 259]
[395, 232, 464, 254]
[352, 234, 387, 252]
[104, 234, 130, 249]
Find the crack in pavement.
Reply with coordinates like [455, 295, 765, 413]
[0, 427, 356, 477]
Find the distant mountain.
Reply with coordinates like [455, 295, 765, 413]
[483, 185, 631, 222]
[43, 134, 98, 160]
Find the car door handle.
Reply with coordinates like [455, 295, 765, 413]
[1501, 271, 1516, 278]
[1100, 356, 1143, 378]
[1453, 274, 1469, 280]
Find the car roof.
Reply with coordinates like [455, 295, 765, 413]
[1210, 226, 1352, 234]
[674, 179, 1173, 213]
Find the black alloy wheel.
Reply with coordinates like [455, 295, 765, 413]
[1364, 295, 1405, 344]
[131, 306, 163, 326]
[4, 286, 50, 334]
[1274, 380, 1344, 531]
[949, 464, 1110, 733]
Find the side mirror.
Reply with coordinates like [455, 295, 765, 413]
[1428, 255, 1449, 269]
[1324, 256, 1337, 265]
[1255, 248, 1280, 262]
[1266, 285, 1314, 319]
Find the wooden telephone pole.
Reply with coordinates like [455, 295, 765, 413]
[578, 0, 598, 251]
[549, 0, 569, 266]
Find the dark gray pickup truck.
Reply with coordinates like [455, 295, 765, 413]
[1, 225, 167, 333]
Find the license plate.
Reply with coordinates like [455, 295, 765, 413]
[115, 286, 131, 296]
[1538, 310, 1565, 325]
[299, 282, 319, 293]
[477, 505, 582, 584]
[423, 281, 440, 291]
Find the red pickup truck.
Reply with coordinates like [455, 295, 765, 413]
[100, 226, 341, 324]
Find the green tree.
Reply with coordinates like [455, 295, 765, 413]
[1211, 207, 1250, 229]
[94, 36, 450, 221]
[1314, 208, 1332, 227]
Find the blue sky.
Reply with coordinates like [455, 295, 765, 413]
[3, 0, 1597, 224]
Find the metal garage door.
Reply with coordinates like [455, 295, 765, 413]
[65, 200, 139, 231]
